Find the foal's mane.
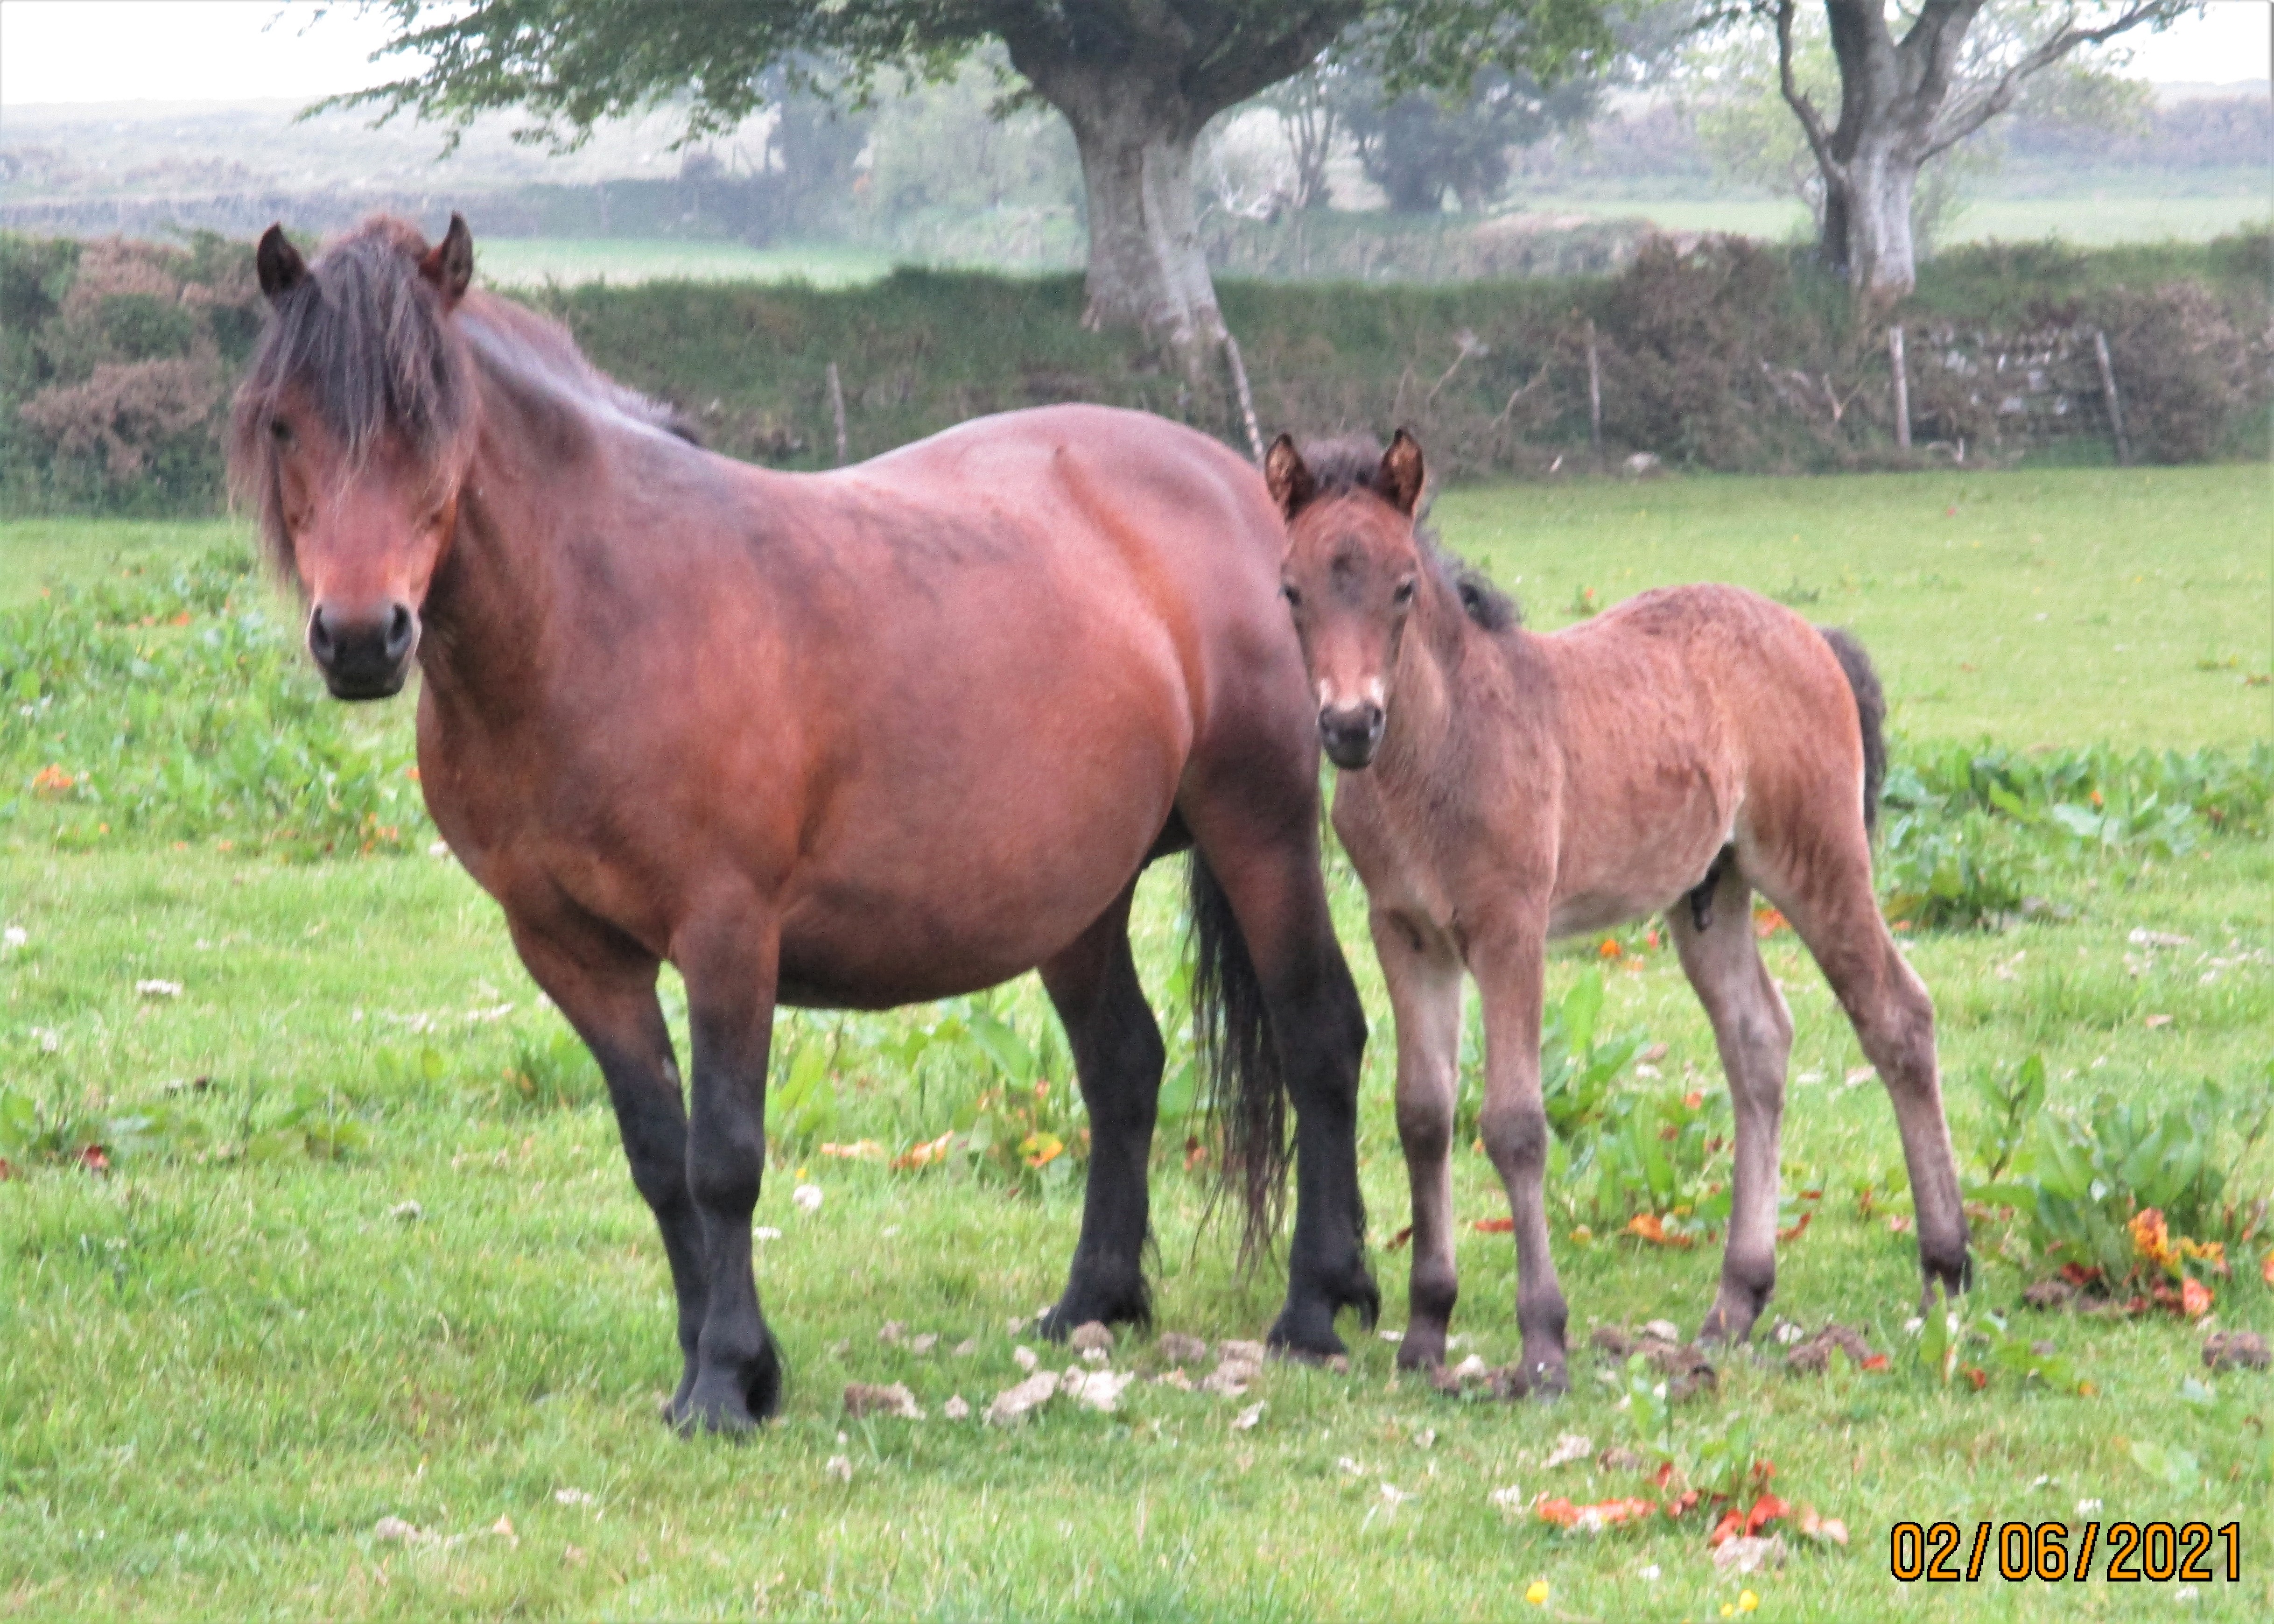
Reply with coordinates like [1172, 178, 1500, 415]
[1298, 436, 1519, 633]
[227, 214, 692, 576]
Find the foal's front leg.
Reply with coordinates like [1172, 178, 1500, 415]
[675, 917, 785, 1434]
[1470, 920, 1570, 1392]
[1372, 910, 1465, 1371]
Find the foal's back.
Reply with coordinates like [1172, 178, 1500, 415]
[1504, 584, 1872, 938]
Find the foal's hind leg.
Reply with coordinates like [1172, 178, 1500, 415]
[1769, 856, 1971, 1306]
[1037, 881, 1165, 1338]
[507, 916, 711, 1419]
[1668, 858, 1794, 1346]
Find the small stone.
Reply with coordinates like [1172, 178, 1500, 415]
[1013, 1344, 1039, 1373]
[1784, 1322, 1877, 1376]
[1449, 1353, 1489, 1384]
[1069, 1321, 1115, 1354]
[843, 1381, 924, 1420]
[1598, 1445, 1646, 1472]
[1543, 1433, 1593, 1469]
[1081, 1347, 1109, 1366]
[943, 1394, 970, 1420]
[909, 1332, 939, 1355]
[2022, 1277, 2079, 1310]
[373, 1516, 421, 1543]
[389, 1201, 422, 1222]
[877, 1321, 906, 1345]
[2204, 1330, 2271, 1371]
[1067, 1368, 1137, 1413]
[1231, 1400, 1266, 1431]
[1216, 1338, 1266, 1365]
[825, 1455, 853, 1483]
[1641, 1319, 1681, 1343]
[553, 1488, 593, 1506]
[1711, 1535, 1787, 1575]
[1156, 1331, 1207, 1364]
[792, 1183, 823, 1213]
[985, 1370, 1060, 1426]
[1157, 1368, 1193, 1390]
[952, 1337, 979, 1357]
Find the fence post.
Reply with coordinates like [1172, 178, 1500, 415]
[1585, 319, 1604, 467]
[1888, 324, 1911, 451]
[826, 361, 848, 466]
[1222, 331, 1264, 466]
[2092, 329, 2132, 467]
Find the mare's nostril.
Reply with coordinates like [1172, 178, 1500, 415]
[308, 606, 336, 666]
[384, 603, 416, 662]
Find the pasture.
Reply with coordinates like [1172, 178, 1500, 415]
[2, 464, 2270, 1620]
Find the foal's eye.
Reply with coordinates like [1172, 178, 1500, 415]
[1280, 583, 1302, 608]
[268, 419, 294, 448]
[1391, 578, 1417, 606]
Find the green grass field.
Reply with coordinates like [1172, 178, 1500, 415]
[3, 466, 2271, 1620]
[1524, 194, 2274, 251]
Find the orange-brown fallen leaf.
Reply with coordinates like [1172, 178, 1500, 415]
[1385, 1225, 1414, 1251]
[1474, 1216, 1515, 1234]
[890, 1132, 956, 1171]
[2181, 1278, 2213, 1318]
[1776, 1210, 1813, 1244]
[1535, 1494, 1657, 1532]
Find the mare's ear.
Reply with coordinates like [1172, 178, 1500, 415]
[1376, 428, 1425, 518]
[256, 225, 308, 303]
[419, 212, 475, 309]
[1263, 433, 1315, 521]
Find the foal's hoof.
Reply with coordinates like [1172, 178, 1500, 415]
[1394, 1323, 1450, 1373]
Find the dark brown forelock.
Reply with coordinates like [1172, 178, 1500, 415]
[1293, 433, 1518, 633]
[226, 217, 476, 577]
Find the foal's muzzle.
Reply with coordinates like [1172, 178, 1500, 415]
[309, 600, 418, 700]
[1319, 701, 1385, 770]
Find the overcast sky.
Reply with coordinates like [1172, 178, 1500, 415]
[1, 0, 2269, 108]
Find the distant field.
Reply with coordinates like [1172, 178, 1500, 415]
[474, 238, 896, 288]
[1469, 193, 2271, 249]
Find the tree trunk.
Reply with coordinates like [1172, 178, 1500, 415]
[1060, 88, 1225, 383]
[1820, 133, 1919, 296]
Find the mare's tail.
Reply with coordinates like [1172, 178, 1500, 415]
[1189, 850, 1288, 1271]
[1816, 625, 1888, 837]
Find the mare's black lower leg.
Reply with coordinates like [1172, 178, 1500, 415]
[676, 925, 784, 1434]
[511, 924, 710, 1416]
[1038, 884, 1164, 1338]
[1268, 936, 1376, 1357]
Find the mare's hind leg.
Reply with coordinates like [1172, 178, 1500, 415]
[1037, 881, 1165, 1338]
[1372, 909, 1466, 1371]
[1182, 806, 1376, 1358]
[507, 915, 711, 1420]
[1763, 845, 1971, 1308]
[1668, 858, 1795, 1346]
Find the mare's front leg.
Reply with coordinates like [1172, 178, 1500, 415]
[674, 914, 785, 1434]
[1470, 914, 1570, 1393]
[508, 916, 710, 1419]
[1372, 910, 1466, 1372]
[1037, 882, 1164, 1337]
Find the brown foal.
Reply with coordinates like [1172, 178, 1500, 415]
[1267, 430, 1970, 1393]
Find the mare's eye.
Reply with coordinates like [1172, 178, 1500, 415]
[269, 419, 295, 447]
[1281, 583, 1302, 608]
[1391, 578, 1417, 606]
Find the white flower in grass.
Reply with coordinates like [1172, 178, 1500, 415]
[792, 1183, 822, 1213]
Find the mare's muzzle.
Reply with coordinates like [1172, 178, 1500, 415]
[309, 600, 418, 699]
[1319, 701, 1384, 770]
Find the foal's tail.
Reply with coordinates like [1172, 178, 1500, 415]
[1189, 850, 1288, 1271]
[1816, 625, 1888, 837]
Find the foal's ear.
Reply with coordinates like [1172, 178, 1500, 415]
[419, 212, 475, 309]
[256, 225, 308, 303]
[1263, 433, 1315, 521]
[1376, 429, 1425, 518]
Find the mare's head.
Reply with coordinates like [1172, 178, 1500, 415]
[227, 214, 481, 700]
[1266, 430, 1430, 770]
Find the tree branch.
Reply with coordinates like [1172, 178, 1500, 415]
[1921, 0, 2183, 161]
[1760, 0, 1836, 176]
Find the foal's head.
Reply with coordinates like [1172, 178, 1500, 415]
[227, 215, 480, 700]
[1266, 430, 1429, 770]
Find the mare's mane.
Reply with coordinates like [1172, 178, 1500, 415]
[227, 214, 692, 575]
[1297, 435, 1519, 633]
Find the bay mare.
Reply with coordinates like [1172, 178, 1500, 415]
[1266, 431, 1969, 1393]
[227, 213, 1377, 1433]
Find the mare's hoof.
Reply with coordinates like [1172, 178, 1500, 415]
[1264, 1311, 1348, 1363]
[669, 1341, 782, 1436]
[1037, 1280, 1150, 1343]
